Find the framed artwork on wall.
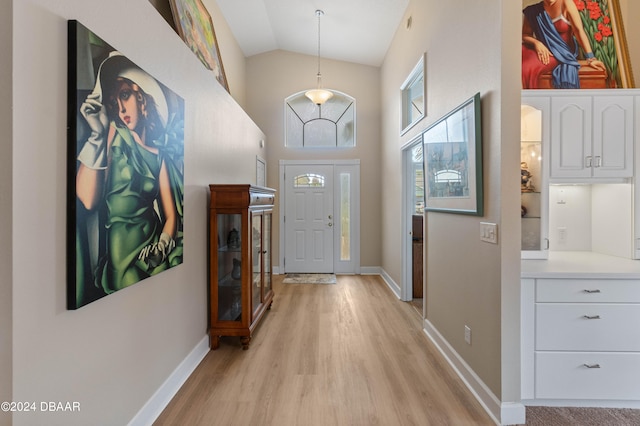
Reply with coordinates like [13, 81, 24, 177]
[169, 0, 229, 91]
[422, 93, 483, 216]
[67, 20, 185, 309]
[521, 0, 634, 89]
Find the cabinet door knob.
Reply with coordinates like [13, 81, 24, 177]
[583, 363, 601, 369]
[586, 156, 593, 168]
[583, 289, 601, 293]
[583, 315, 601, 320]
[595, 156, 602, 167]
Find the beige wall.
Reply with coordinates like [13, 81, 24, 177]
[10, 0, 262, 424]
[502, 0, 526, 408]
[377, 0, 639, 406]
[204, 0, 248, 109]
[245, 50, 382, 269]
[0, 0, 12, 424]
[380, 0, 521, 402]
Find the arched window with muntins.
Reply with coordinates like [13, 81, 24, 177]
[293, 173, 326, 188]
[285, 90, 356, 148]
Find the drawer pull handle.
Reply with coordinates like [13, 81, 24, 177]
[583, 315, 601, 320]
[583, 363, 601, 369]
[583, 289, 601, 294]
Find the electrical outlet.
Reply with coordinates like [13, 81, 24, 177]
[464, 325, 471, 345]
[558, 227, 567, 243]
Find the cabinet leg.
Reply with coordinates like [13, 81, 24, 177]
[211, 335, 220, 350]
[240, 336, 251, 350]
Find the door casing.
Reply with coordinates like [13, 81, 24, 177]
[279, 159, 360, 275]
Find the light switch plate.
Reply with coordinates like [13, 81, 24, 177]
[480, 222, 498, 244]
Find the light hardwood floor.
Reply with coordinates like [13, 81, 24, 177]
[154, 274, 495, 425]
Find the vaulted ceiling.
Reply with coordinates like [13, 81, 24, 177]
[213, 0, 410, 67]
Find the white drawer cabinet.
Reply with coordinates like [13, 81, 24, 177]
[536, 304, 640, 351]
[522, 277, 640, 404]
[536, 352, 640, 400]
[536, 278, 640, 303]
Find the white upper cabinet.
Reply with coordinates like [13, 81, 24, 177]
[551, 96, 591, 179]
[592, 96, 634, 178]
[550, 94, 634, 181]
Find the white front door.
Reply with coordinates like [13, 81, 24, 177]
[284, 164, 334, 273]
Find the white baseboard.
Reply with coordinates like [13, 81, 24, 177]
[357, 266, 401, 299]
[500, 402, 527, 425]
[359, 266, 380, 275]
[423, 320, 525, 426]
[128, 336, 209, 426]
[523, 399, 640, 409]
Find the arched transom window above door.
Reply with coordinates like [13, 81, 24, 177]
[285, 90, 356, 148]
[293, 173, 326, 188]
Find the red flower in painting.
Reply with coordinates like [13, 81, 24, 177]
[576, 0, 621, 87]
[586, 1, 602, 20]
[597, 21, 613, 38]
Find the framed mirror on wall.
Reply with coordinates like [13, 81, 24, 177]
[400, 53, 426, 135]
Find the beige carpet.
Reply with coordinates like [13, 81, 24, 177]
[522, 406, 640, 425]
[282, 273, 337, 284]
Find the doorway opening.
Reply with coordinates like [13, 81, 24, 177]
[402, 138, 425, 316]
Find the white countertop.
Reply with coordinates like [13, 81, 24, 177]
[522, 251, 640, 279]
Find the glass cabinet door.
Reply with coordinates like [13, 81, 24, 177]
[263, 212, 272, 298]
[251, 213, 262, 318]
[217, 213, 242, 321]
[521, 99, 549, 259]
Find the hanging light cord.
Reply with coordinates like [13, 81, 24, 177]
[316, 10, 323, 84]
[305, 9, 333, 105]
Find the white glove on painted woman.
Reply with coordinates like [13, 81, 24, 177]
[77, 91, 109, 170]
[138, 233, 176, 269]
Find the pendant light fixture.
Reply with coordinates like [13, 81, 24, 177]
[305, 10, 333, 105]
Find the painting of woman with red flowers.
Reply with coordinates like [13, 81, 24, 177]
[522, 0, 634, 89]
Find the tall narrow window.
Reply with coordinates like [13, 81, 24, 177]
[412, 144, 425, 214]
[340, 173, 351, 261]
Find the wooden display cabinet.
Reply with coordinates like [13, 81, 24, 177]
[208, 184, 275, 350]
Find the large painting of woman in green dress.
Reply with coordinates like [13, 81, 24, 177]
[68, 21, 185, 309]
